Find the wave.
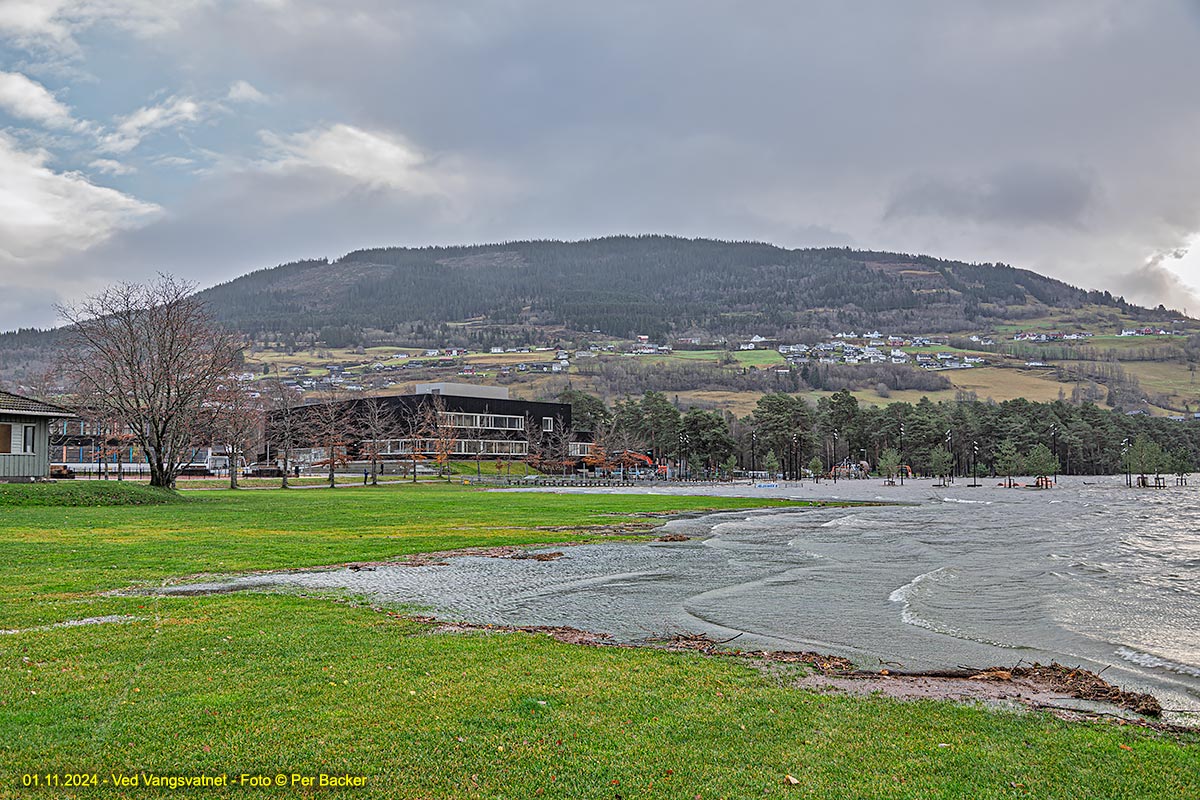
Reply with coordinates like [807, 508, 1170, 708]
[889, 568, 1017, 648]
[941, 497, 990, 505]
[1116, 646, 1200, 678]
[888, 568, 948, 630]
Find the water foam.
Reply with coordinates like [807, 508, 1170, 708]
[889, 569, 1016, 648]
[1116, 647, 1200, 678]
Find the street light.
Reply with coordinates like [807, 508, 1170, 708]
[679, 432, 690, 481]
[1050, 424, 1058, 484]
[1121, 437, 1131, 488]
[945, 429, 953, 483]
[970, 440, 979, 487]
[791, 432, 798, 482]
[898, 421, 905, 486]
[832, 429, 839, 483]
[751, 431, 757, 475]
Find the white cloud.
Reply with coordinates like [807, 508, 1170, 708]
[257, 123, 455, 195]
[87, 157, 135, 175]
[0, 70, 82, 130]
[0, 132, 159, 263]
[99, 94, 202, 154]
[0, 0, 205, 56]
[151, 154, 194, 167]
[226, 79, 267, 103]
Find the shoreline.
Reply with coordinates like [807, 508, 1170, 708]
[130, 499, 1196, 731]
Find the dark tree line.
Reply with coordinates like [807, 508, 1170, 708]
[562, 388, 1199, 479]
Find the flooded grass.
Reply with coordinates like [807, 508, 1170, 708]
[0, 483, 1196, 798]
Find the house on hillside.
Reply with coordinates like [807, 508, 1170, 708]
[0, 391, 73, 482]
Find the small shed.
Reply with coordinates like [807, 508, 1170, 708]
[0, 391, 73, 481]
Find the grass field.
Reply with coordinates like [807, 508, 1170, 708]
[4, 485, 1193, 798]
[943, 367, 1068, 403]
[1122, 361, 1200, 406]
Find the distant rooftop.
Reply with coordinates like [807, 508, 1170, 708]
[0, 390, 73, 417]
[414, 382, 509, 400]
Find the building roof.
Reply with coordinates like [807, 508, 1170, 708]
[0, 390, 73, 417]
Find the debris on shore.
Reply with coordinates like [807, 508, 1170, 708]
[509, 551, 565, 562]
[407, 615, 616, 646]
[414, 621, 1178, 728]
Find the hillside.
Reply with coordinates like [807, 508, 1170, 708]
[2, 236, 1197, 415]
[192, 235, 1164, 347]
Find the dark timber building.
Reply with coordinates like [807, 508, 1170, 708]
[275, 383, 591, 468]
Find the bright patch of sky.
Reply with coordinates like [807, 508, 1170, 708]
[1, 1, 1199, 330]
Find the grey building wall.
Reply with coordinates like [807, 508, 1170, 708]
[0, 414, 51, 479]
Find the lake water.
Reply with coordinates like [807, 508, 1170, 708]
[164, 477, 1200, 723]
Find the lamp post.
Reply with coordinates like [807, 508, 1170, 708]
[945, 429, 953, 483]
[832, 429, 839, 484]
[859, 448, 867, 480]
[898, 421, 905, 486]
[971, 440, 979, 487]
[1050, 424, 1058, 484]
[791, 432, 798, 482]
[1121, 437, 1130, 488]
[751, 431, 757, 476]
[679, 432, 690, 481]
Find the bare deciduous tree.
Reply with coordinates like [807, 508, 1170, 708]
[422, 395, 457, 479]
[58, 275, 241, 488]
[546, 414, 574, 477]
[523, 413, 546, 475]
[394, 400, 427, 483]
[358, 397, 398, 485]
[305, 386, 356, 488]
[210, 379, 264, 489]
[264, 377, 303, 488]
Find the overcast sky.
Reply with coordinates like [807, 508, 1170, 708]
[2, 1, 1200, 330]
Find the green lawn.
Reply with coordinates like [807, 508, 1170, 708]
[1, 484, 1195, 798]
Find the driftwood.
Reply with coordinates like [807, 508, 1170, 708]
[1013, 663, 1161, 717]
[843, 662, 1162, 717]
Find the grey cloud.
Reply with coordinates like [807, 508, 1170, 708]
[0, 285, 63, 329]
[4, 1, 1200, 329]
[885, 165, 1097, 228]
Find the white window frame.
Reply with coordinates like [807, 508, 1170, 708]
[542, 417, 554, 432]
[21, 424, 35, 454]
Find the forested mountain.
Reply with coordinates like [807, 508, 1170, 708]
[189, 236, 1160, 347]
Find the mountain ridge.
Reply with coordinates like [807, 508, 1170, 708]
[185, 234, 1178, 349]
